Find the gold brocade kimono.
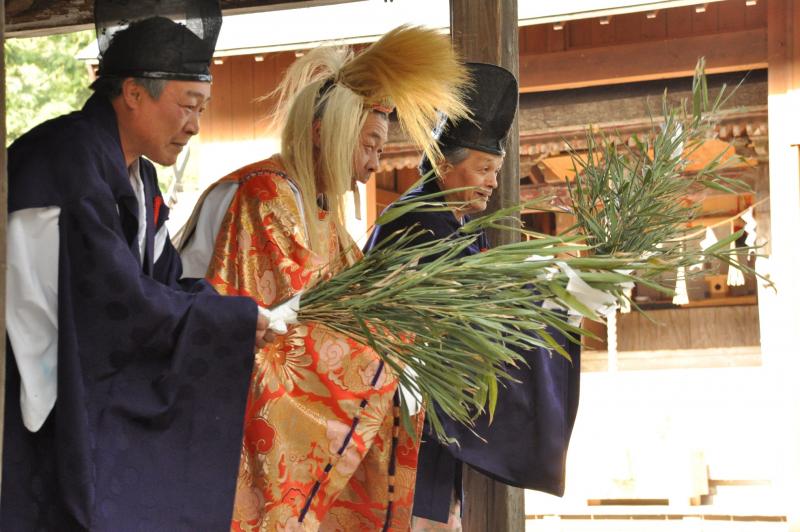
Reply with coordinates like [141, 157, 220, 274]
[204, 156, 420, 531]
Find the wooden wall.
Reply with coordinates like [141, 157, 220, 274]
[519, 1, 767, 55]
[581, 303, 762, 372]
[374, 167, 420, 213]
[518, 0, 768, 92]
[517, 69, 767, 134]
[618, 305, 761, 352]
[201, 52, 295, 144]
[200, 2, 770, 145]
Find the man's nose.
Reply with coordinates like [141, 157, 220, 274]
[185, 112, 200, 136]
[367, 151, 381, 175]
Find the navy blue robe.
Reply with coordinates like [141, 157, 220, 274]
[2, 94, 257, 531]
[364, 178, 581, 523]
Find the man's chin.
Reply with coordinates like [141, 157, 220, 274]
[470, 198, 490, 213]
[148, 153, 179, 167]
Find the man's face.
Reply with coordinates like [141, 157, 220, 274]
[134, 80, 211, 166]
[440, 149, 504, 217]
[352, 112, 389, 184]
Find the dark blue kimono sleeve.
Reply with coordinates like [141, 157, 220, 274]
[63, 192, 257, 528]
[366, 200, 581, 523]
[2, 190, 258, 530]
[3, 94, 260, 530]
[366, 209, 472, 262]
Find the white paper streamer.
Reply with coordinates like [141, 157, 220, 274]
[700, 226, 718, 251]
[258, 294, 301, 334]
[619, 286, 633, 314]
[672, 265, 689, 305]
[741, 207, 757, 254]
[524, 254, 559, 276]
[614, 268, 634, 314]
[559, 262, 620, 318]
[526, 254, 634, 323]
[527, 255, 580, 323]
[669, 123, 684, 160]
[726, 251, 745, 289]
[727, 254, 745, 286]
[727, 218, 745, 287]
[399, 365, 422, 416]
[691, 227, 718, 272]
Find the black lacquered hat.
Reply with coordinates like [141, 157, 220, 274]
[95, 0, 222, 82]
[437, 63, 518, 155]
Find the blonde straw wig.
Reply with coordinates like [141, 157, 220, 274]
[270, 25, 471, 261]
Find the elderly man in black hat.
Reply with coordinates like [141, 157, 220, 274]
[365, 63, 581, 529]
[2, 1, 269, 530]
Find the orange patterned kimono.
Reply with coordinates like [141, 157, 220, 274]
[205, 156, 420, 531]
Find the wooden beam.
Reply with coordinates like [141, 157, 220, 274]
[761, 1, 800, 530]
[4, 0, 342, 37]
[451, 0, 521, 248]
[519, 28, 768, 93]
[450, 1, 524, 531]
[1, 0, 8, 496]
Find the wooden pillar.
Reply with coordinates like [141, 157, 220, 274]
[1, 0, 8, 494]
[450, 0, 520, 248]
[762, 1, 800, 530]
[450, 1, 524, 531]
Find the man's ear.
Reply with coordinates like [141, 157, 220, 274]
[311, 119, 322, 149]
[436, 161, 454, 180]
[120, 78, 144, 110]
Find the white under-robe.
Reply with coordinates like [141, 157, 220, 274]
[178, 182, 238, 279]
[5, 161, 161, 432]
[178, 178, 307, 279]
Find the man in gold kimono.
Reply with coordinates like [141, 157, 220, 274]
[178, 26, 470, 531]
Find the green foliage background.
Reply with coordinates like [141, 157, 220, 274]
[5, 30, 94, 144]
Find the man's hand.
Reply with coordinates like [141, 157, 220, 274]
[254, 312, 275, 352]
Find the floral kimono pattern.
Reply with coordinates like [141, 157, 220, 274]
[205, 157, 420, 531]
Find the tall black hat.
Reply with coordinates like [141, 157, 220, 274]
[437, 63, 518, 155]
[95, 0, 222, 82]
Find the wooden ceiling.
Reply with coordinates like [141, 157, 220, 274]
[5, 0, 353, 36]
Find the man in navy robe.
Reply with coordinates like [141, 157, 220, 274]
[2, 2, 269, 529]
[365, 63, 581, 525]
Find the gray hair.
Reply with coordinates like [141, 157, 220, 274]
[441, 146, 470, 166]
[90, 77, 168, 100]
[418, 145, 473, 176]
